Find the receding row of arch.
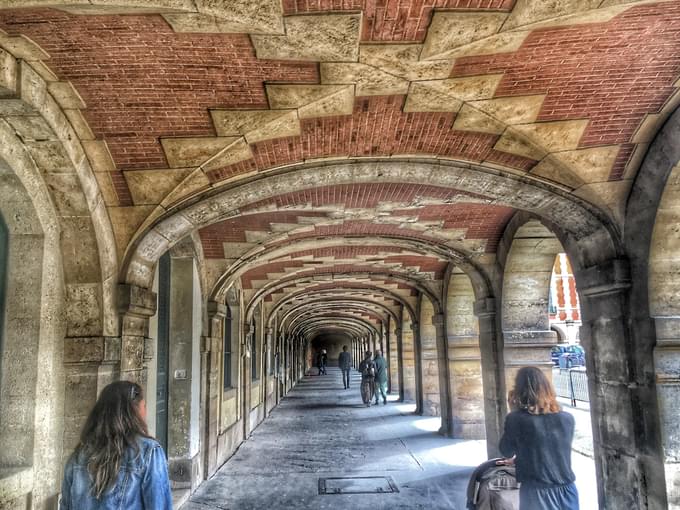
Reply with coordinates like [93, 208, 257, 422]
[1, 45, 680, 507]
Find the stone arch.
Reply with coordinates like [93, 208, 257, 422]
[496, 208, 668, 509]
[0, 213, 6, 353]
[123, 159, 618, 290]
[419, 294, 440, 417]
[210, 234, 470, 302]
[0, 150, 65, 508]
[446, 269, 485, 439]
[0, 43, 120, 507]
[499, 217, 562, 387]
[243, 270, 439, 324]
[626, 104, 680, 508]
[266, 284, 416, 326]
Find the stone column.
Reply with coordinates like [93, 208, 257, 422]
[579, 259, 665, 509]
[264, 327, 273, 417]
[474, 297, 505, 457]
[387, 322, 399, 394]
[118, 283, 157, 384]
[446, 272, 484, 439]
[419, 300, 439, 416]
[434, 313, 454, 437]
[203, 301, 226, 478]
[412, 321, 424, 415]
[242, 322, 254, 438]
[654, 316, 680, 506]
[384, 321, 391, 392]
[401, 321, 417, 401]
[166, 257, 202, 490]
[394, 327, 405, 401]
[62, 336, 123, 455]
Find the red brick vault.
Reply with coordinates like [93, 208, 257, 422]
[2, 1, 680, 509]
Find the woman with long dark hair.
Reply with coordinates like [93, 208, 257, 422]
[500, 366, 579, 510]
[60, 380, 172, 509]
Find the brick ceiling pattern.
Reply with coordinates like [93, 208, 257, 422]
[1, 2, 679, 210]
[282, 0, 516, 41]
[1, 1, 679, 337]
[199, 183, 515, 260]
[240, 246, 448, 289]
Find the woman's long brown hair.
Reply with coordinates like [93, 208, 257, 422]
[76, 381, 149, 498]
[509, 366, 560, 415]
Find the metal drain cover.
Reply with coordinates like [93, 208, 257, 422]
[318, 476, 399, 495]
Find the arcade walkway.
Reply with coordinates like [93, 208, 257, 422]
[181, 367, 596, 510]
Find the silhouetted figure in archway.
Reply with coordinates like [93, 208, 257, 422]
[316, 350, 327, 375]
[339, 345, 352, 389]
[358, 351, 376, 407]
[373, 350, 388, 405]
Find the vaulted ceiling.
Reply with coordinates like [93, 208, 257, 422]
[1, 0, 678, 340]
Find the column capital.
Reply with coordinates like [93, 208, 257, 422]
[207, 300, 227, 319]
[432, 313, 445, 328]
[579, 258, 631, 297]
[473, 297, 495, 317]
[118, 283, 156, 318]
[410, 321, 419, 332]
[394, 328, 402, 335]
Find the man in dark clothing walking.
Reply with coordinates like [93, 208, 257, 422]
[358, 351, 376, 407]
[316, 349, 328, 375]
[338, 345, 352, 389]
[373, 350, 388, 405]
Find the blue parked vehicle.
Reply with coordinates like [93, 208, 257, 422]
[551, 344, 585, 368]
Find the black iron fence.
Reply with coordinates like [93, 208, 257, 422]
[553, 368, 589, 405]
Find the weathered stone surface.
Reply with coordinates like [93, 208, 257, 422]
[0, 47, 16, 96]
[513, 119, 589, 152]
[469, 95, 545, 126]
[266, 84, 354, 119]
[530, 155, 584, 189]
[108, 205, 156, 262]
[161, 137, 240, 168]
[65, 283, 102, 337]
[164, 2, 284, 35]
[0, 34, 49, 60]
[404, 75, 502, 113]
[321, 63, 408, 97]
[452, 104, 506, 134]
[161, 168, 212, 207]
[47, 81, 85, 109]
[553, 145, 620, 184]
[210, 109, 300, 144]
[359, 44, 451, 81]
[421, 12, 508, 60]
[252, 14, 360, 62]
[201, 138, 253, 172]
[437, 30, 530, 59]
[503, 0, 600, 31]
[125, 168, 193, 205]
[494, 128, 547, 160]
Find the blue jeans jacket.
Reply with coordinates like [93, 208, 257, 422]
[60, 437, 172, 510]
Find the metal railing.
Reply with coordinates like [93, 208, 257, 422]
[553, 368, 590, 405]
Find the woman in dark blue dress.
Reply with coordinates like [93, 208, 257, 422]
[500, 366, 579, 510]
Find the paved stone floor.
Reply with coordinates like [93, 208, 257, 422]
[182, 367, 597, 510]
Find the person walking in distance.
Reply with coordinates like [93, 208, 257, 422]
[60, 380, 172, 509]
[358, 351, 376, 407]
[320, 349, 328, 375]
[373, 350, 388, 405]
[499, 366, 579, 510]
[339, 345, 352, 389]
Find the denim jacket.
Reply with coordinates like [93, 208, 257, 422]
[60, 437, 172, 510]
